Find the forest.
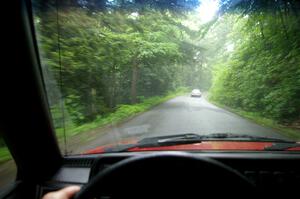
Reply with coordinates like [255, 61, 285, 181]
[35, 0, 300, 132]
[33, 0, 212, 133]
[1, 0, 300, 153]
[31, 0, 300, 137]
[209, 1, 300, 125]
[2, 0, 300, 191]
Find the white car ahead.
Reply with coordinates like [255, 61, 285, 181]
[190, 89, 202, 97]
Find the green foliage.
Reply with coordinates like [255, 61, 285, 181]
[209, 99, 300, 141]
[209, 10, 300, 123]
[0, 2, 297, 164]
[0, 147, 12, 164]
[33, 2, 300, 144]
[34, 7, 208, 133]
[55, 88, 188, 139]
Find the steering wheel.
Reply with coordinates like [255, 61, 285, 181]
[74, 152, 255, 198]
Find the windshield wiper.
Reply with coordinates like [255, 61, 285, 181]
[155, 133, 202, 145]
[105, 134, 202, 152]
[194, 133, 293, 143]
[105, 133, 293, 152]
[264, 143, 300, 151]
[140, 133, 292, 145]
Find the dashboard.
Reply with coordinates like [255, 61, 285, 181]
[37, 152, 300, 198]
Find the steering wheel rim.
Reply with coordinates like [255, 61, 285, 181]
[74, 152, 255, 198]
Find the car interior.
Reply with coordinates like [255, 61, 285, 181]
[1, 0, 300, 198]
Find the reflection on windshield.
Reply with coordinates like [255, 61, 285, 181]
[32, 0, 300, 154]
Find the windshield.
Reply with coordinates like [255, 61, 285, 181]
[31, 0, 300, 154]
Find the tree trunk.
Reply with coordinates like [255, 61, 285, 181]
[278, 8, 289, 41]
[90, 88, 97, 115]
[258, 18, 267, 49]
[109, 66, 116, 108]
[130, 62, 139, 104]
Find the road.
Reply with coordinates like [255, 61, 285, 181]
[0, 95, 287, 190]
[73, 95, 286, 153]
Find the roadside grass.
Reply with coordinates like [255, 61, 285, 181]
[0, 147, 12, 164]
[208, 98, 300, 141]
[0, 88, 188, 164]
[55, 88, 188, 140]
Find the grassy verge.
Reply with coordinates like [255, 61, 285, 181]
[0, 88, 188, 164]
[0, 147, 12, 164]
[208, 97, 300, 141]
[2, 90, 298, 163]
[56, 88, 188, 140]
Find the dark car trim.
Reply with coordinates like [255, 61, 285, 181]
[1, 0, 62, 183]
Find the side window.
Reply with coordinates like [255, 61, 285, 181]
[0, 139, 17, 191]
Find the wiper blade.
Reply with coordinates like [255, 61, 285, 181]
[105, 133, 294, 153]
[106, 133, 202, 152]
[157, 134, 201, 144]
[199, 133, 293, 143]
[138, 133, 203, 147]
[264, 143, 300, 151]
[141, 133, 291, 145]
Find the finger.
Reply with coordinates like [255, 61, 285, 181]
[43, 186, 81, 199]
[59, 186, 81, 198]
